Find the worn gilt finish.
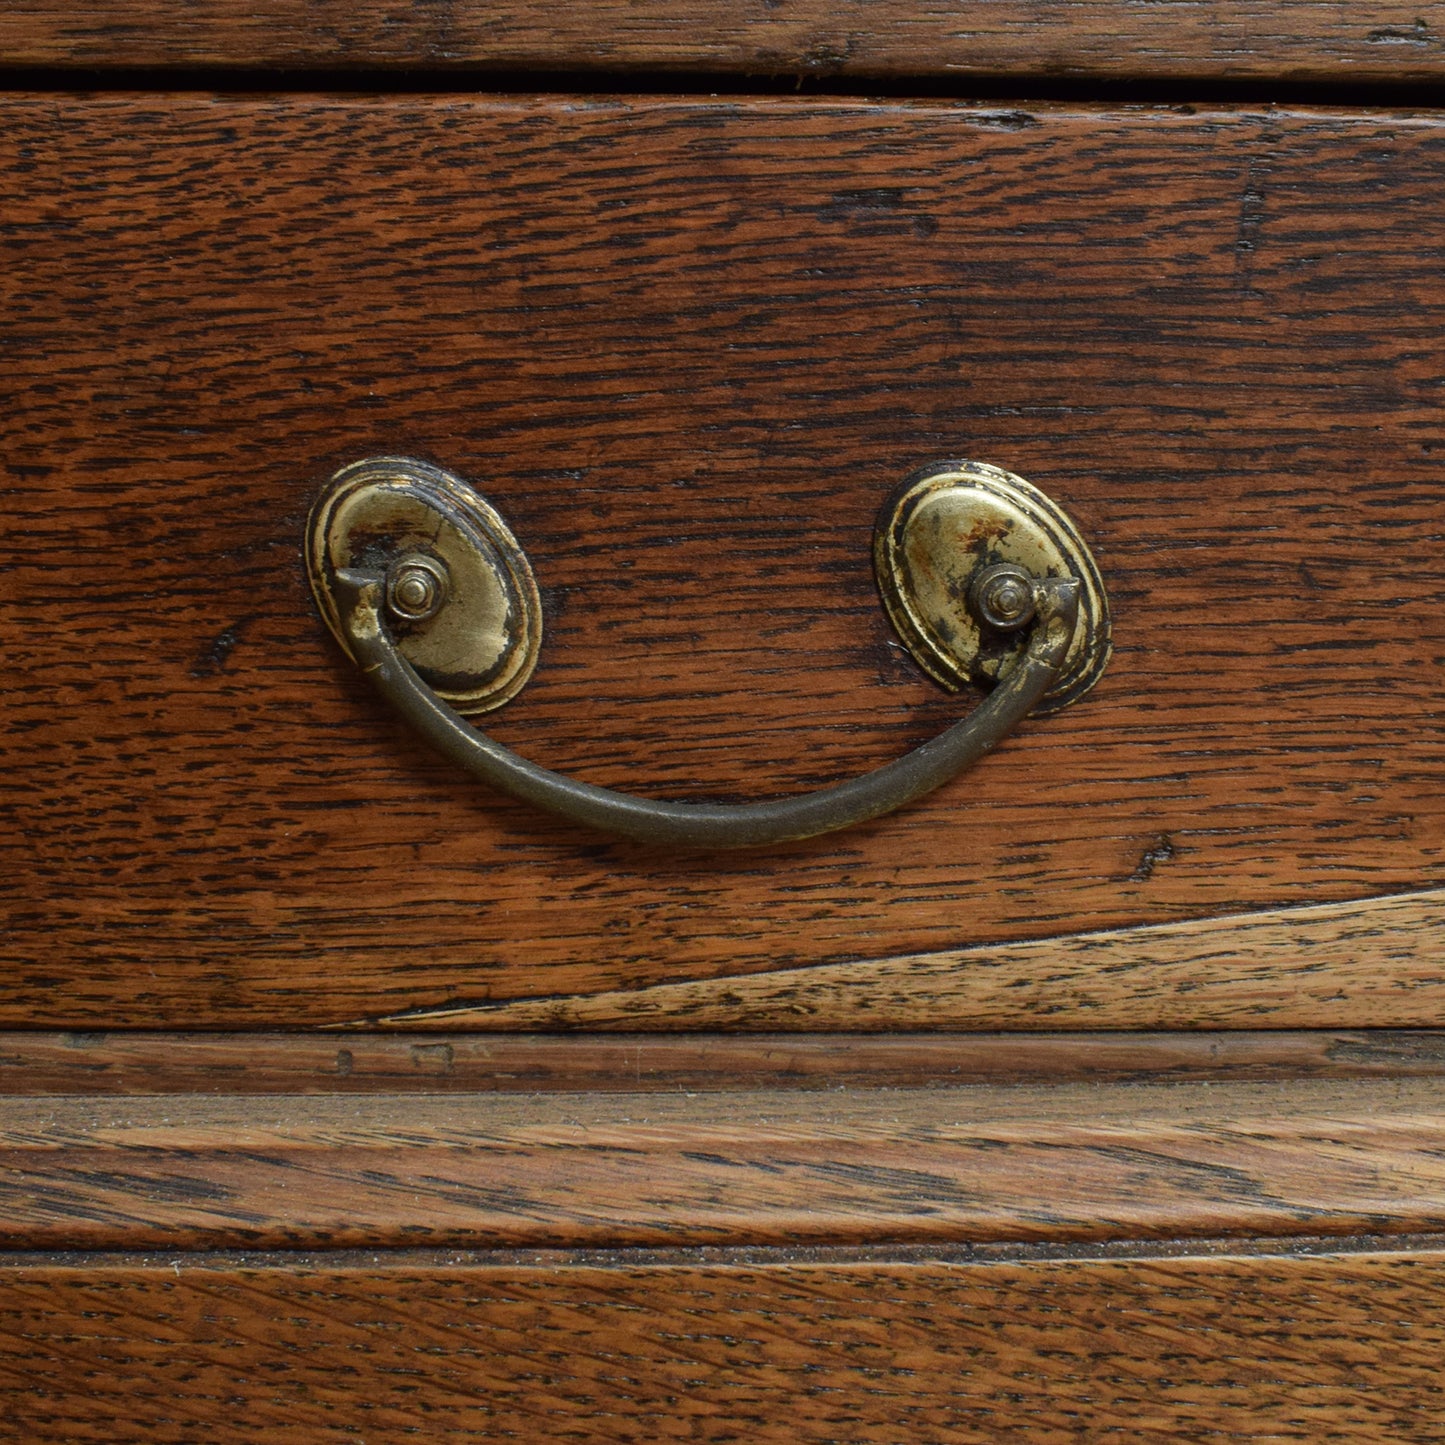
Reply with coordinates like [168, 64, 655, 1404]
[307, 456, 541, 714]
[874, 459, 1111, 711]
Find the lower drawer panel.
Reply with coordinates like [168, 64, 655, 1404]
[5, 1242, 1444, 1443]
[5, 1049, 1443, 1437]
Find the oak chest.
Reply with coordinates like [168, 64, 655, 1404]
[3, 5, 1445, 1440]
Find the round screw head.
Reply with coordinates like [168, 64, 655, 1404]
[385, 553, 450, 623]
[969, 562, 1039, 632]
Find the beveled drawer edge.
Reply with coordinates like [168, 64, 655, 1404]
[352, 884, 1445, 1032]
[3, 1076, 1443, 1253]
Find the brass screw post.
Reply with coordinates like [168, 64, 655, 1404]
[385, 554, 450, 623]
[969, 562, 1039, 632]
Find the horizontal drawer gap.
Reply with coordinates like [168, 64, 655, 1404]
[11, 1230, 1445, 1270]
[1, 66, 1445, 110]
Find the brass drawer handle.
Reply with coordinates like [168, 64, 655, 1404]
[308, 458, 1110, 849]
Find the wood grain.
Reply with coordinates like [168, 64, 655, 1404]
[2, 1078, 1443, 1250]
[4, 1, 1445, 84]
[391, 886, 1445, 1030]
[4, 98, 1444, 1028]
[6, 1025, 1445, 1093]
[4, 1242, 1445, 1441]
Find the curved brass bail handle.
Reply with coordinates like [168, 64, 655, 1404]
[334, 568, 1080, 850]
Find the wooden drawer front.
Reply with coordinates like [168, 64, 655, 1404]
[4, 97, 1443, 1029]
[7, 1244, 1445, 1443]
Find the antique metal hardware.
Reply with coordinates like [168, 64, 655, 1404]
[875, 460, 1111, 715]
[307, 457, 541, 715]
[307, 457, 1109, 849]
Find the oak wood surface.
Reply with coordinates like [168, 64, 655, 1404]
[4, 1242, 1445, 1442]
[4, 97, 1444, 1028]
[6, 1025, 1445, 1093]
[3, 1078, 1443, 1250]
[394, 886, 1445, 1030]
[4, 2, 1445, 85]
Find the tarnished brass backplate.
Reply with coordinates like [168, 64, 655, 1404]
[875, 461, 1110, 713]
[307, 457, 541, 715]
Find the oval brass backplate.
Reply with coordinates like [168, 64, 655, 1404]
[307, 457, 541, 715]
[874, 461, 1111, 713]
